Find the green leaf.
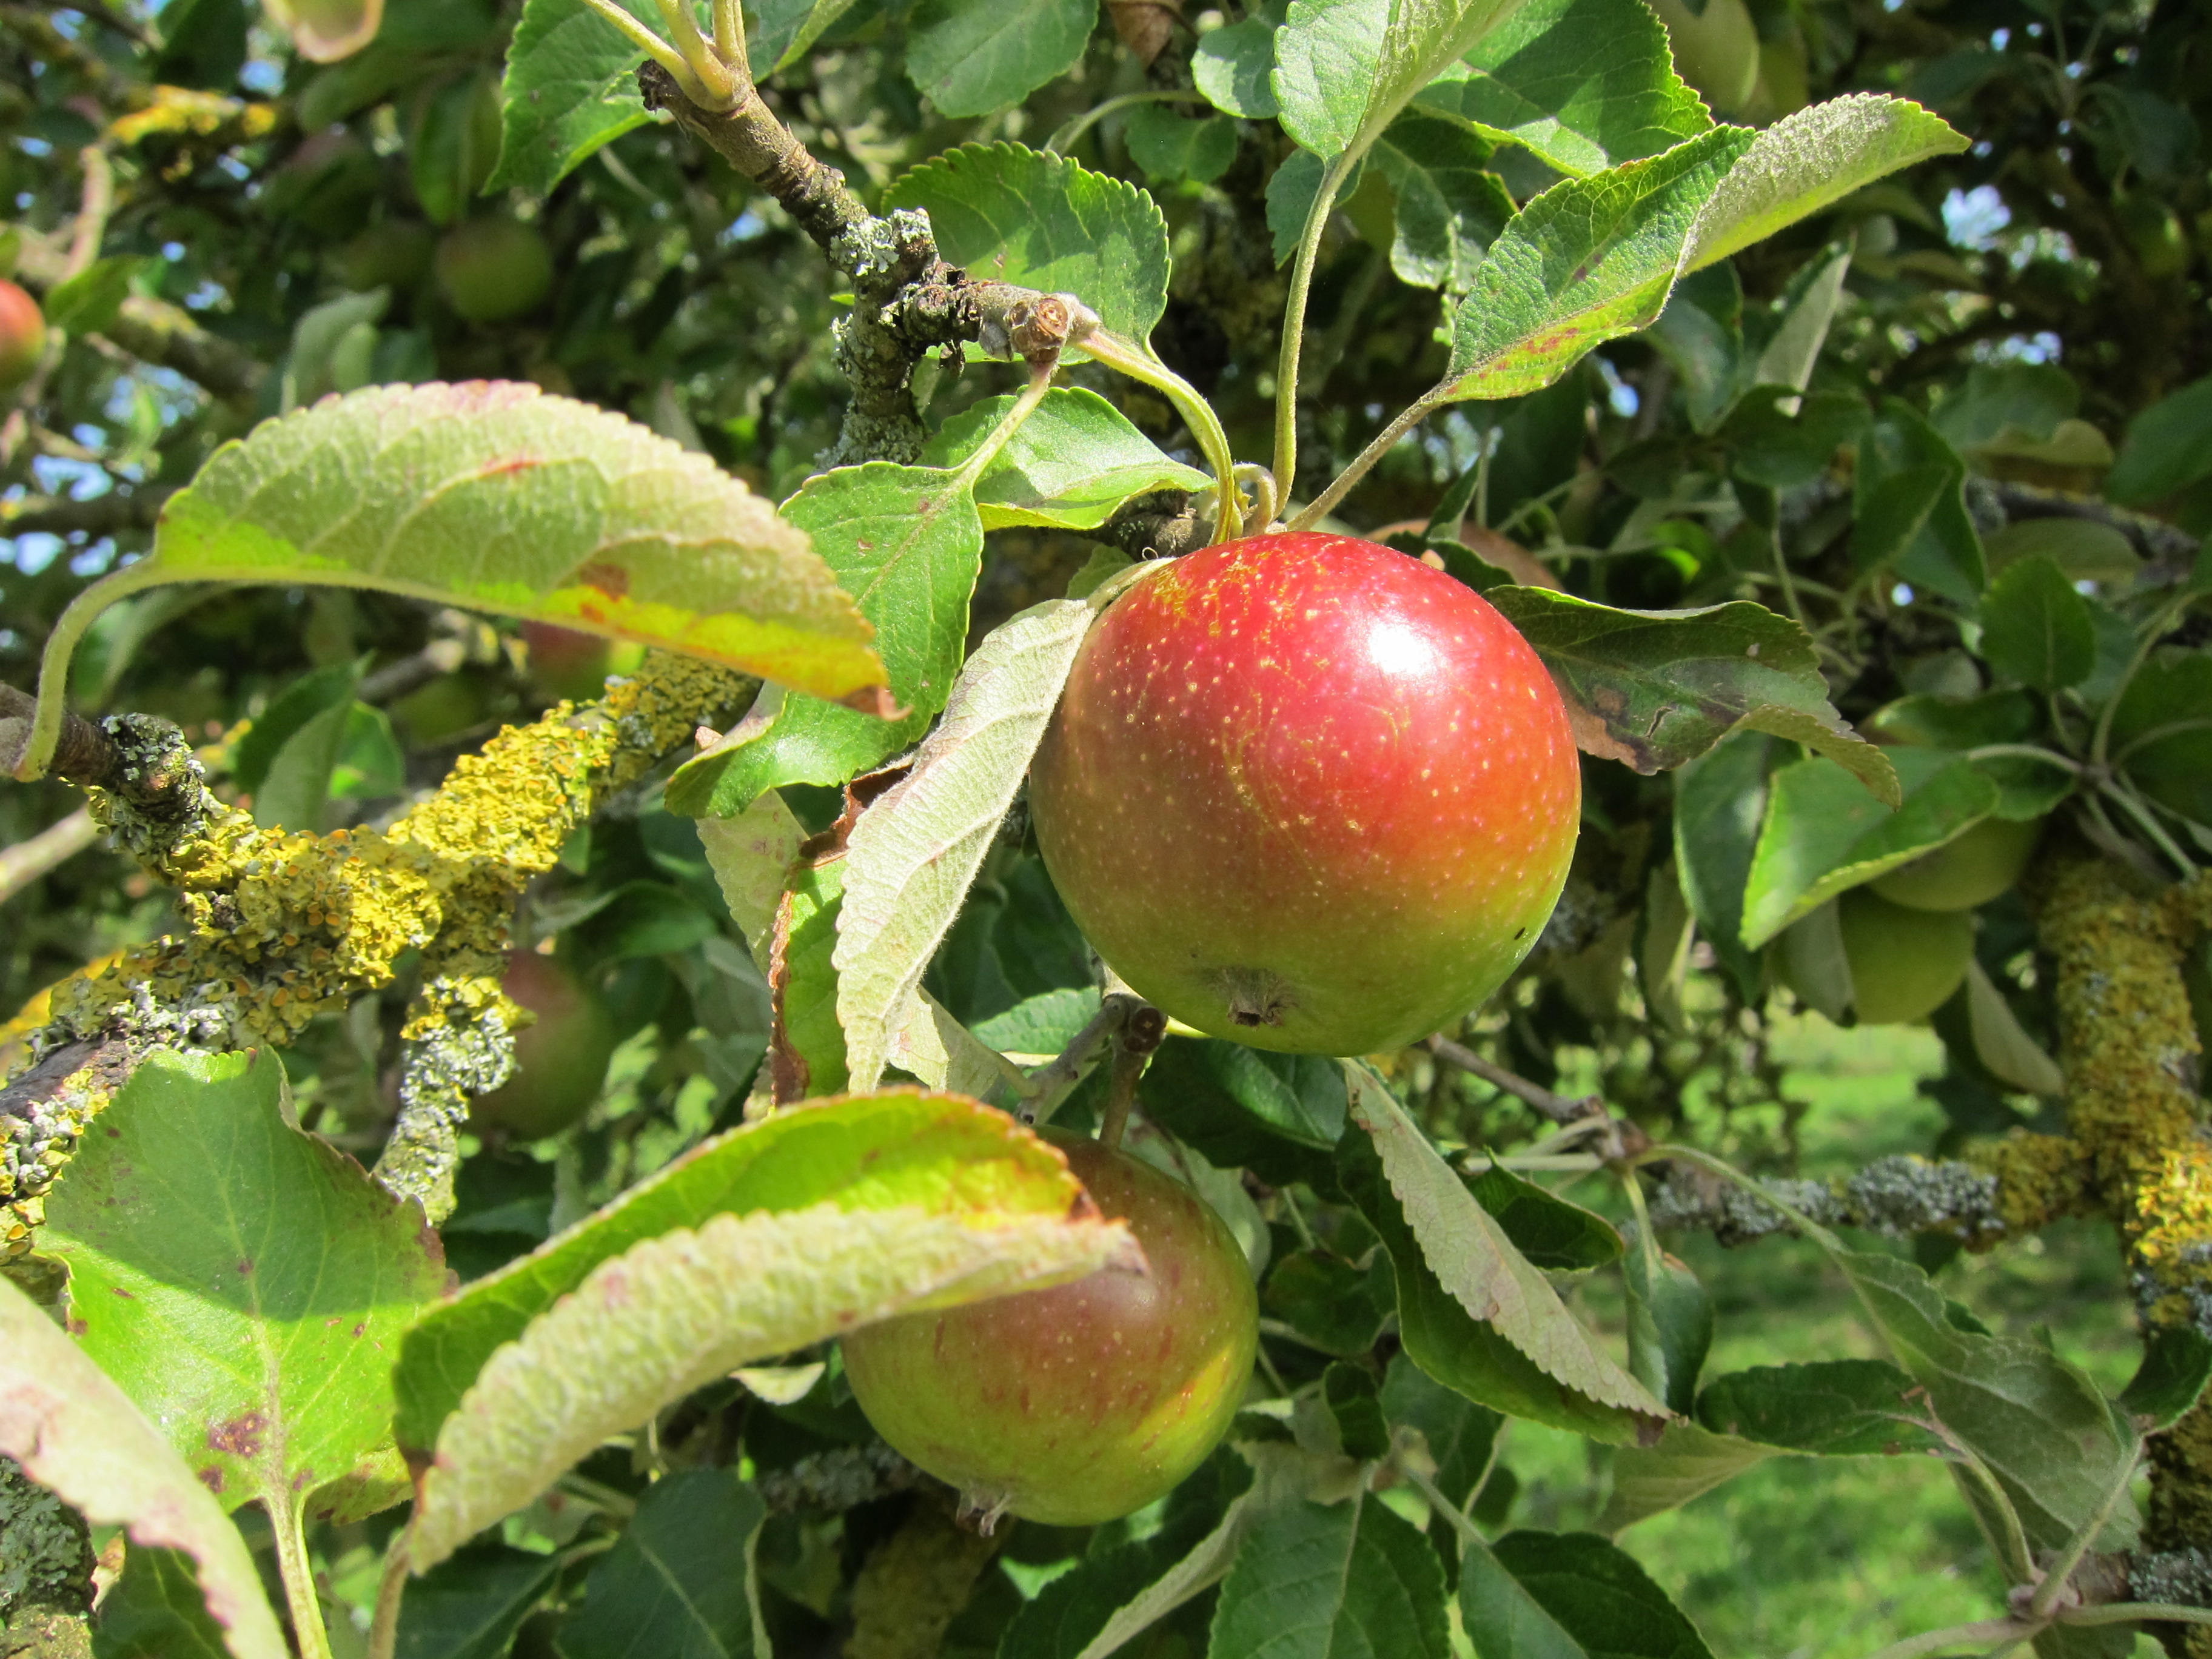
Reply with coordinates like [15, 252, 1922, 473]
[394, 1545, 562, 1659]
[1738, 748, 1998, 948]
[1139, 1037, 1347, 1192]
[1441, 126, 1752, 401]
[574, 879, 719, 962]
[1124, 105, 1239, 184]
[44, 1050, 441, 1529]
[1339, 1066, 1670, 1439]
[2109, 653, 2212, 829]
[1270, 0, 1389, 157]
[1670, 729, 1769, 996]
[922, 388, 1208, 531]
[2118, 1328, 2212, 1433]
[1380, 1352, 1503, 1507]
[560, 1470, 767, 1658]
[1267, 147, 1335, 265]
[883, 144, 1171, 352]
[1415, 0, 1710, 176]
[1369, 113, 1514, 292]
[1979, 554, 2096, 693]
[1322, 1362, 1393, 1460]
[907, 0, 1096, 118]
[0, 1275, 290, 1659]
[43, 254, 147, 335]
[1680, 95, 1968, 270]
[232, 663, 359, 796]
[132, 383, 885, 704]
[1194, 15, 1281, 118]
[1854, 399, 1985, 605]
[1836, 1247, 2139, 1553]
[1459, 1530, 1715, 1658]
[487, 0, 654, 192]
[697, 788, 806, 960]
[2106, 374, 2212, 506]
[1694, 1360, 1946, 1455]
[395, 1090, 1135, 1564]
[835, 595, 1099, 1090]
[1208, 1492, 1451, 1659]
[1265, 1248, 1396, 1356]
[1963, 957, 2065, 1098]
[1469, 1163, 1623, 1270]
[1865, 687, 2039, 752]
[777, 857, 849, 1095]
[972, 985, 1103, 1057]
[1486, 587, 1898, 797]
[1594, 1423, 1774, 1533]
[1624, 1250, 1711, 1418]
[1439, 97, 1963, 404]
[93, 1545, 238, 1659]
[997, 1444, 1313, 1659]
[666, 463, 982, 811]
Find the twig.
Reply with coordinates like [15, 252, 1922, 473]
[1857, 1619, 2038, 1659]
[0, 807, 101, 905]
[1022, 996, 1132, 1120]
[0, 485, 175, 540]
[1426, 1033, 1603, 1127]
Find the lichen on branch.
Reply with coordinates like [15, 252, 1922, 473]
[1, 653, 754, 1248]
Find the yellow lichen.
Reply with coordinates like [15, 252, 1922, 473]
[2028, 857, 2212, 1597]
[1974, 1131, 2097, 1235]
[4, 652, 754, 1239]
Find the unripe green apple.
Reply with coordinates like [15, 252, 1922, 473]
[471, 950, 617, 1140]
[1871, 816, 2043, 913]
[842, 1128, 1257, 1527]
[1837, 888, 1974, 1026]
[338, 220, 435, 293]
[436, 217, 554, 324]
[521, 622, 645, 704]
[0, 280, 46, 387]
[1646, 0, 1761, 114]
[2117, 194, 2191, 280]
[1028, 533, 1580, 1056]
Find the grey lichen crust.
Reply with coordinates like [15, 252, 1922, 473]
[381, 986, 520, 1222]
[0, 1456, 94, 1625]
[2130, 1546, 2212, 1609]
[1644, 1155, 2005, 1247]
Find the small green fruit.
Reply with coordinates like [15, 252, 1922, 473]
[522, 622, 645, 704]
[1647, 0, 1761, 113]
[842, 1128, 1258, 1527]
[2118, 195, 2191, 280]
[0, 278, 48, 387]
[1838, 889, 1974, 1025]
[471, 951, 617, 1140]
[1871, 816, 2043, 913]
[338, 220, 434, 293]
[436, 218, 554, 324]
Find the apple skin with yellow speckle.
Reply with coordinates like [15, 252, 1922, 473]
[841, 1128, 1256, 1527]
[1028, 532, 1580, 1056]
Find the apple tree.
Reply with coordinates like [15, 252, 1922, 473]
[2, 0, 2211, 1654]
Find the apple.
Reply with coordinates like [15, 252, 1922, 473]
[470, 951, 617, 1140]
[436, 217, 554, 324]
[2118, 195, 2191, 280]
[1646, 0, 1761, 114]
[1028, 532, 1580, 1056]
[0, 280, 45, 387]
[1838, 888, 1974, 1026]
[1871, 815, 2042, 913]
[522, 622, 646, 705]
[840, 1127, 1257, 1527]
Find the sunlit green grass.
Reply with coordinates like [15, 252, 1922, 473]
[1502, 1012, 2148, 1659]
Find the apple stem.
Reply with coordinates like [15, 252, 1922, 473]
[1096, 1003, 1165, 1150]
